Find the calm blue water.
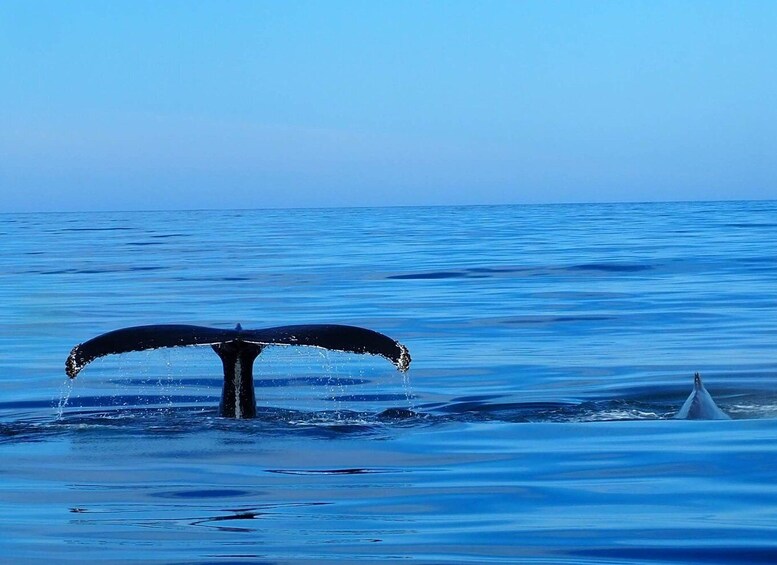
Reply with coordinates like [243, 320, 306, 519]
[1, 201, 777, 564]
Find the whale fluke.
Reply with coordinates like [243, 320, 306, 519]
[65, 323, 411, 419]
[674, 372, 730, 420]
[66, 324, 236, 378]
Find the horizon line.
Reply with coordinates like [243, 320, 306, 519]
[2, 196, 774, 216]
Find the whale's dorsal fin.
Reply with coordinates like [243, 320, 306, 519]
[66, 323, 410, 378]
[674, 372, 730, 420]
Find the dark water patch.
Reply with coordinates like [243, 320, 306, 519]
[569, 263, 653, 273]
[529, 290, 635, 299]
[388, 271, 466, 280]
[120, 377, 223, 388]
[60, 394, 213, 409]
[154, 489, 253, 499]
[388, 263, 653, 281]
[389, 266, 529, 280]
[0, 399, 59, 411]
[39, 268, 111, 275]
[166, 275, 254, 281]
[267, 468, 384, 475]
[150, 233, 186, 238]
[377, 407, 418, 420]
[500, 315, 615, 325]
[389, 266, 531, 280]
[437, 393, 501, 404]
[58, 227, 136, 232]
[186, 506, 328, 535]
[427, 398, 578, 421]
[0, 421, 68, 444]
[166, 556, 276, 565]
[255, 376, 371, 388]
[36, 265, 166, 275]
[3, 408, 387, 443]
[62, 406, 218, 424]
[189, 511, 276, 532]
[467, 267, 521, 274]
[172, 275, 276, 283]
[725, 223, 777, 229]
[125, 241, 165, 246]
[190, 510, 263, 529]
[327, 393, 413, 403]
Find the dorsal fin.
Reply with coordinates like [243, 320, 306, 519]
[675, 372, 730, 420]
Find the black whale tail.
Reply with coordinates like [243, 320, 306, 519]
[65, 324, 411, 419]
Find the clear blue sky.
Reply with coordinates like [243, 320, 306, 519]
[1, 1, 775, 212]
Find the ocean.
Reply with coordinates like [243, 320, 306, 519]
[1, 201, 776, 563]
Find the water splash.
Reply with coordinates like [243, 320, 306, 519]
[401, 369, 416, 411]
[56, 377, 75, 419]
[318, 349, 346, 418]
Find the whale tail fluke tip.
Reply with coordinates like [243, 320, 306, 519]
[65, 346, 83, 378]
[397, 344, 412, 373]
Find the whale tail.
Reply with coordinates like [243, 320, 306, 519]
[674, 372, 730, 420]
[65, 323, 411, 419]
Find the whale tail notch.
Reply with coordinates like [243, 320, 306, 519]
[65, 323, 411, 419]
[674, 372, 730, 420]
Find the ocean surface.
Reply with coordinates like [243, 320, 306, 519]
[1, 201, 776, 564]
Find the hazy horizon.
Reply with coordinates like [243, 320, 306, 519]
[3, 197, 775, 217]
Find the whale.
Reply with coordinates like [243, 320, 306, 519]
[674, 372, 730, 420]
[66, 323, 411, 419]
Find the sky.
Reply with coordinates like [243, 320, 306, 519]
[1, 1, 776, 212]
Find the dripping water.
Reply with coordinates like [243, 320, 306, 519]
[56, 378, 75, 419]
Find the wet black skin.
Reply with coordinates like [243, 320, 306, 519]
[66, 324, 411, 419]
